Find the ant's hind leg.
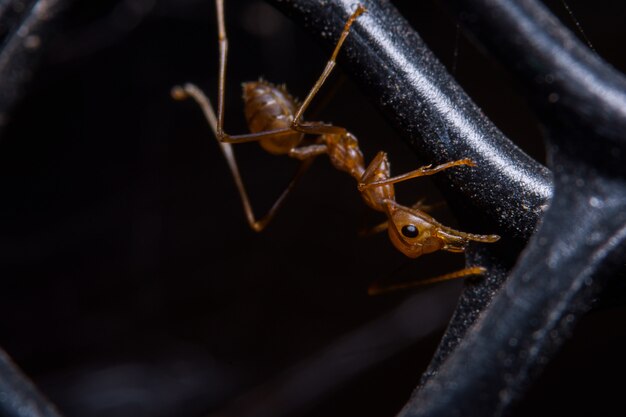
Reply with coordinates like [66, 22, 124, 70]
[172, 84, 219, 133]
[214, 0, 228, 139]
[173, 84, 302, 144]
[171, 83, 315, 232]
[209, 0, 297, 145]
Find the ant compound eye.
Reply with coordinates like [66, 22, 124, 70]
[401, 224, 419, 238]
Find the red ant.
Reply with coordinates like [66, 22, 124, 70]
[172, 1, 499, 293]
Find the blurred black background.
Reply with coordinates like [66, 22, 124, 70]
[0, 1, 625, 416]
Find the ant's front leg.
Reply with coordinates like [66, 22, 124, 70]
[358, 159, 476, 191]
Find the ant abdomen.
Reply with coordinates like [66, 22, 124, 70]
[242, 81, 301, 155]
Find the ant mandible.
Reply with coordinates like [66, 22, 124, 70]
[172, 0, 500, 291]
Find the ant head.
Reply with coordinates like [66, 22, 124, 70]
[384, 200, 446, 258]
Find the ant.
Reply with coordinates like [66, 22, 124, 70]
[172, 0, 500, 292]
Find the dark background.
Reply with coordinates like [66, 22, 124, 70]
[0, 1, 625, 416]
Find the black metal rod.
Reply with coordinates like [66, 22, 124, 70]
[398, 0, 626, 415]
[265, 0, 551, 406]
[444, 0, 626, 171]
[267, 0, 553, 242]
[267, 1, 626, 416]
[399, 161, 626, 417]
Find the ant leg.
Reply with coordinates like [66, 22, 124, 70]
[291, 5, 366, 129]
[215, 0, 228, 139]
[173, 90, 295, 143]
[196, 0, 295, 145]
[412, 198, 445, 212]
[173, 84, 300, 144]
[293, 122, 348, 136]
[368, 266, 486, 296]
[172, 82, 315, 232]
[183, 1, 363, 143]
[359, 158, 476, 191]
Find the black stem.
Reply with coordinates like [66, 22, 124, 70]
[269, 0, 626, 416]
[402, 0, 626, 415]
[268, 0, 553, 242]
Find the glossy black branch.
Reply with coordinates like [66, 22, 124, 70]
[267, 1, 626, 416]
[266, 0, 552, 404]
[268, 0, 552, 241]
[396, 0, 626, 416]
[401, 167, 626, 417]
